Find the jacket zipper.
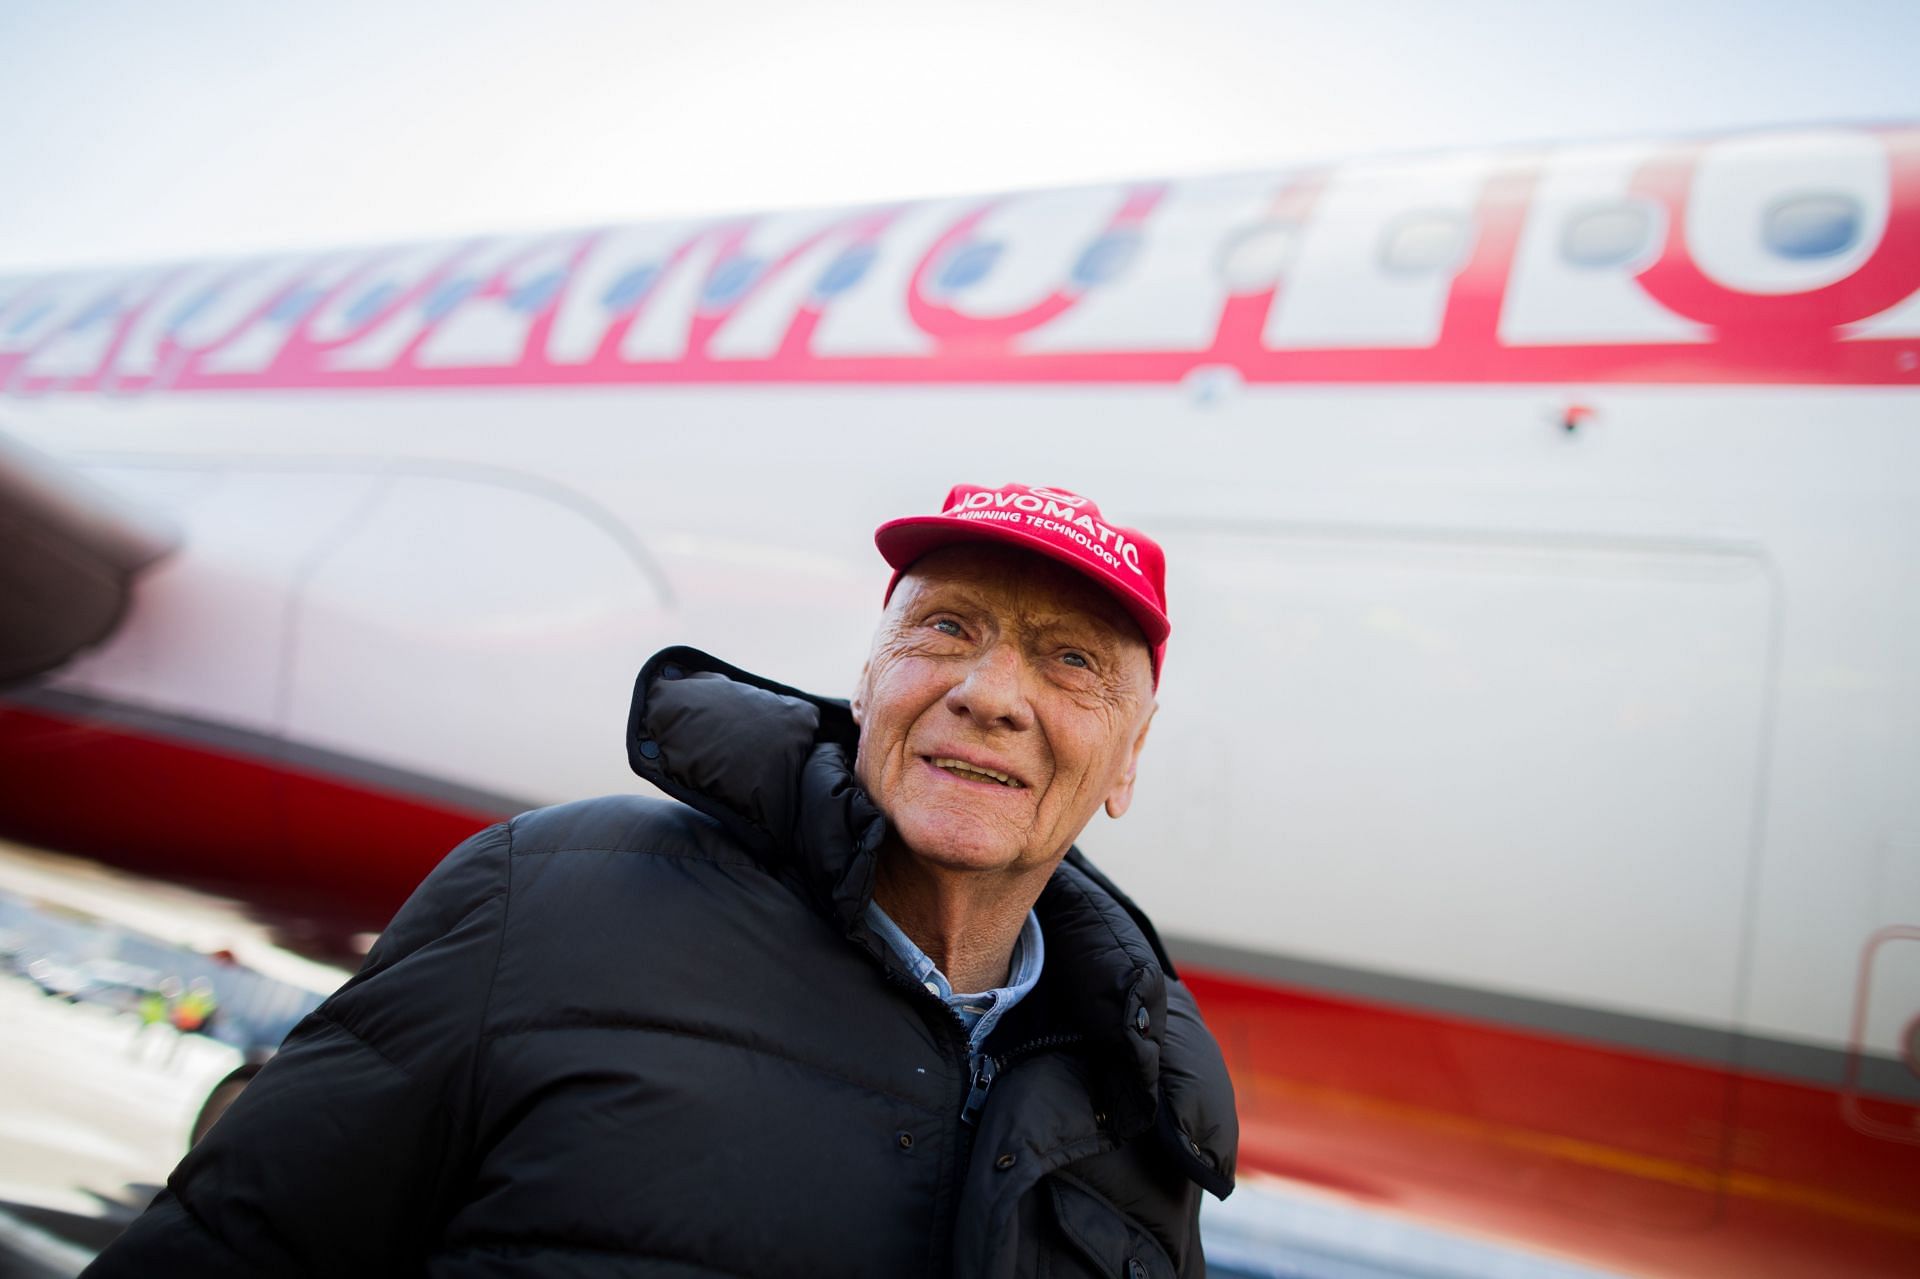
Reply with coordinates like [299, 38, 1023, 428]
[959, 1053, 996, 1127]
[960, 1031, 1085, 1127]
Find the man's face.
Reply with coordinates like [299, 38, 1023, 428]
[852, 543, 1156, 880]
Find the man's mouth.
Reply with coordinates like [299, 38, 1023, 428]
[928, 756, 1025, 788]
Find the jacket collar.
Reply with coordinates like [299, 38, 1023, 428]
[628, 646, 1235, 1197]
[627, 645, 884, 929]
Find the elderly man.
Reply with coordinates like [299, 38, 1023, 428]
[86, 482, 1238, 1278]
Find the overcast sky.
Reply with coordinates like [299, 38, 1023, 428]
[3, 0, 1917, 272]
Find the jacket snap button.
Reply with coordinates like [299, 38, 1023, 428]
[1133, 1006, 1150, 1035]
[896, 1131, 914, 1151]
[1127, 1258, 1148, 1279]
[637, 739, 660, 760]
[994, 1152, 1017, 1170]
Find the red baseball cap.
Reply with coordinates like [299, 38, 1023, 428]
[874, 482, 1169, 684]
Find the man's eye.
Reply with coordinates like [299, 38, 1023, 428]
[1060, 651, 1089, 669]
[931, 618, 964, 637]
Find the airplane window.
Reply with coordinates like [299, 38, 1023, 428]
[1214, 222, 1298, 292]
[601, 264, 660, 311]
[422, 278, 478, 321]
[814, 243, 877, 297]
[701, 255, 762, 309]
[1762, 192, 1861, 260]
[71, 296, 121, 330]
[933, 240, 1003, 294]
[1379, 211, 1472, 275]
[508, 269, 566, 314]
[268, 286, 322, 324]
[1560, 202, 1659, 269]
[343, 282, 399, 326]
[7, 300, 53, 336]
[167, 289, 219, 333]
[1070, 229, 1141, 288]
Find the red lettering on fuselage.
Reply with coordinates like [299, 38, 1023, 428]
[3, 126, 1917, 395]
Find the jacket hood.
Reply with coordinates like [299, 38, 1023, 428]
[627, 645, 886, 931]
[627, 645, 1236, 1197]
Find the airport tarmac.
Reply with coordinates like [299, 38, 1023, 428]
[0, 973, 233, 1276]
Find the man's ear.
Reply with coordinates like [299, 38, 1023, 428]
[850, 660, 870, 726]
[1103, 705, 1155, 820]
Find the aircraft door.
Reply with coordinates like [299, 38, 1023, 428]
[281, 467, 672, 899]
[1122, 527, 1776, 1235]
[1847, 928, 1920, 1142]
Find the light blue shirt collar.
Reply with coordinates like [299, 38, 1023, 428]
[865, 902, 1044, 1057]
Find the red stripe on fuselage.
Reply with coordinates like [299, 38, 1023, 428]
[1186, 969, 1920, 1278]
[0, 699, 500, 936]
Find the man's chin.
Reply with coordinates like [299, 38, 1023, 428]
[887, 820, 1031, 878]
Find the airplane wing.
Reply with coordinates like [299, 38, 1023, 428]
[0, 429, 176, 684]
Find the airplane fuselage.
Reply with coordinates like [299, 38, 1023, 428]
[1, 123, 1917, 1277]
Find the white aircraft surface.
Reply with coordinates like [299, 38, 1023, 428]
[0, 122, 1916, 1277]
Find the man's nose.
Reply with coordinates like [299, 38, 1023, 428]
[944, 642, 1034, 731]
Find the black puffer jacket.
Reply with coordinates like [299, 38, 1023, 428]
[87, 647, 1237, 1278]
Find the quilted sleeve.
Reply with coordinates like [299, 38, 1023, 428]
[82, 821, 514, 1277]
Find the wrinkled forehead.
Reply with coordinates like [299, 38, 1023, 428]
[885, 544, 1150, 653]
